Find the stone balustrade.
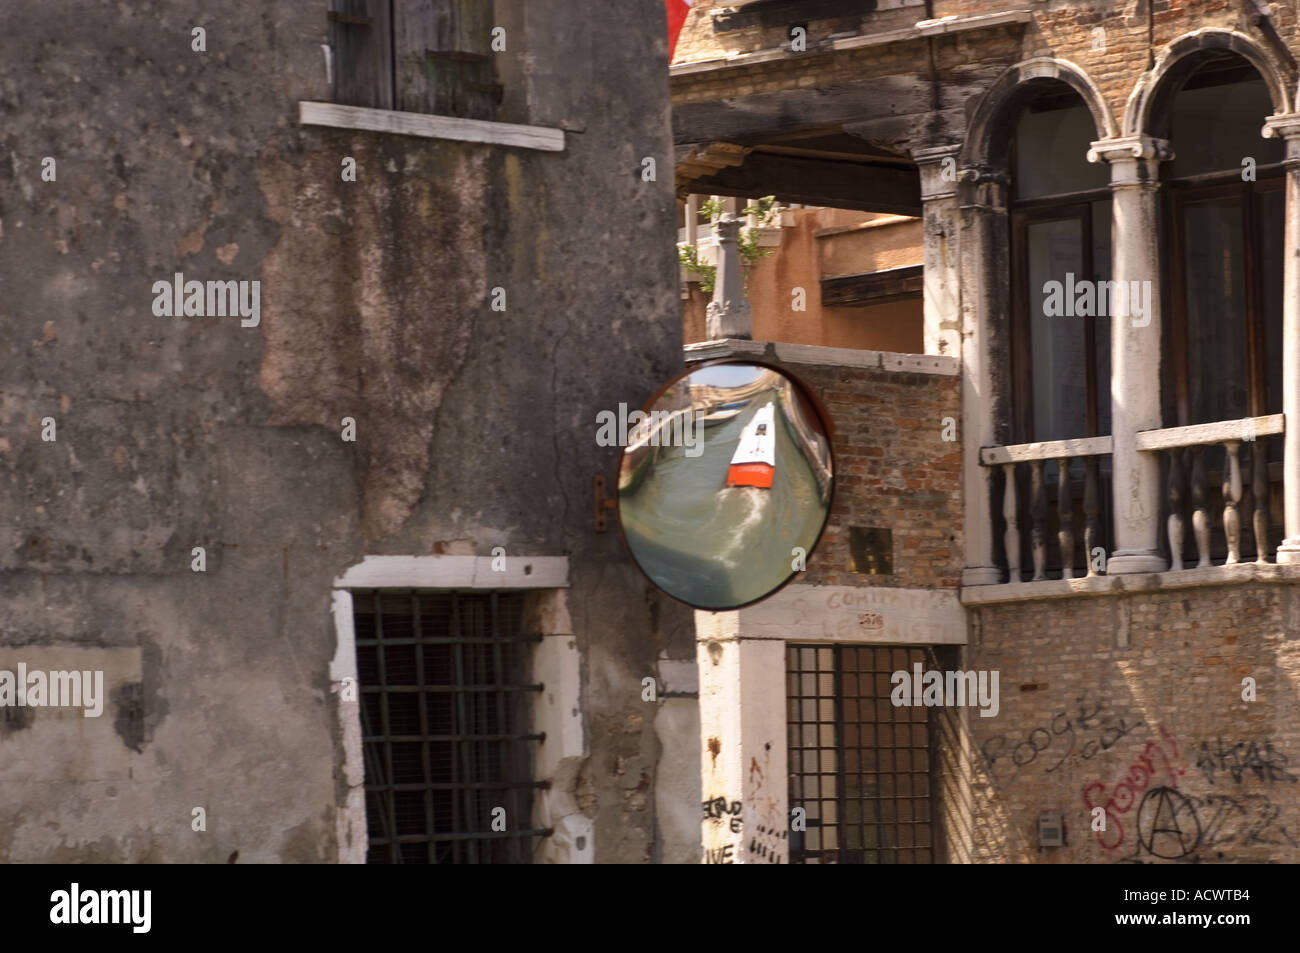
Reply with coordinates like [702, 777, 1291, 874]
[980, 436, 1114, 583]
[1135, 414, 1284, 570]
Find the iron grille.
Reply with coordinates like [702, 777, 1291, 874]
[786, 644, 936, 864]
[353, 590, 550, 863]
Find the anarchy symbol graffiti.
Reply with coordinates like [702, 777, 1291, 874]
[1136, 786, 1202, 859]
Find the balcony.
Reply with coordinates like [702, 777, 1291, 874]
[978, 414, 1286, 588]
[981, 436, 1114, 583]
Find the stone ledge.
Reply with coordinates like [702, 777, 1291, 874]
[683, 339, 959, 375]
[960, 562, 1300, 606]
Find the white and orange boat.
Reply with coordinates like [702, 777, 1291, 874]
[725, 403, 775, 489]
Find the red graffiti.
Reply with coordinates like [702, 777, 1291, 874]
[1083, 725, 1184, 850]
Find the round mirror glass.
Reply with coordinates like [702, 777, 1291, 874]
[617, 361, 834, 610]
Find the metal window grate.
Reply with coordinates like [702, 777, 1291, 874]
[353, 590, 550, 863]
[786, 644, 935, 864]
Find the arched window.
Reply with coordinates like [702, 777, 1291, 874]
[1001, 80, 1115, 577]
[1009, 85, 1112, 444]
[1162, 54, 1284, 427]
[1154, 53, 1286, 564]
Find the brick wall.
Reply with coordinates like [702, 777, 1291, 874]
[966, 585, 1300, 863]
[791, 359, 963, 591]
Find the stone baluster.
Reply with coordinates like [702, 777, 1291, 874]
[1191, 446, 1211, 568]
[1057, 457, 1075, 579]
[1030, 459, 1048, 582]
[1253, 438, 1270, 564]
[1223, 440, 1243, 565]
[1167, 448, 1185, 571]
[1002, 463, 1020, 583]
[1084, 455, 1101, 576]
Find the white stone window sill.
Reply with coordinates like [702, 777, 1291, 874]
[299, 101, 565, 152]
[961, 562, 1300, 606]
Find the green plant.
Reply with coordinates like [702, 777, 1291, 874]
[679, 242, 715, 295]
[698, 197, 726, 221]
[680, 195, 779, 295]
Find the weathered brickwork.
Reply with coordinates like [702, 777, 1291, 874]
[968, 586, 1300, 864]
[674, 0, 1300, 155]
[792, 361, 962, 590]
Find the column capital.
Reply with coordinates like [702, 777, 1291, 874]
[1087, 134, 1174, 164]
[1086, 135, 1170, 191]
[1088, 135, 1172, 188]
[1262, 114, 1300, 165]
[1261, 113, 1300, 140]
[912, 145, 963, 201]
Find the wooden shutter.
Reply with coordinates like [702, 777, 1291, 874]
[329, 0, 395, 110]
[393, 0, 498, 119]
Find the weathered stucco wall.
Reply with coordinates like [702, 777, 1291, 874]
[0, 0, 694, 863]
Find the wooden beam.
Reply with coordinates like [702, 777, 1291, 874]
[821, 265, 923, 307]
[684, 151, 920, 215]
[712, 0, 881, 31]
[672, 77, 937, 146]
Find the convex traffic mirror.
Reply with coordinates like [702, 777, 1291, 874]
[616, 360, 834, 610]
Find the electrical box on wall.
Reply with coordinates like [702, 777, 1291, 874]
[1038, 811, 1065, 848]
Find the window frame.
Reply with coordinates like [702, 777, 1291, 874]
[1009, 195, 1109, 445]
[1164, 169, 1286, 427]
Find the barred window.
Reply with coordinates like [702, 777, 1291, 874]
[786, 644, 938, 864]
[352, 590, 549, 863]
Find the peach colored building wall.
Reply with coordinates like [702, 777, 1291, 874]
[682, 207, 924, 352]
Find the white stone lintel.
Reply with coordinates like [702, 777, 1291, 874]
[699, 584, 966, 645]
[333, 554, 569, 590]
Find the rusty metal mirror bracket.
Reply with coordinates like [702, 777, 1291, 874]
[594, 475, 617, 532]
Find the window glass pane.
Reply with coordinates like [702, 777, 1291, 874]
[1027, 217, 1089, 441]
[1170, 76, 1282, 177]
[1183, 197, 1249, 423]
[1015, 103, 1108, 199]
[1091, 200, 1113, 438]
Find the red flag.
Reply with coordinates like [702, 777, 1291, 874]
[666, 0, 693, 61]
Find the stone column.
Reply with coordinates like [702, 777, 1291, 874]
[705, 212, 752, 340]
[1088, 135, 1171, 575]
[696, 611, 788, 864]
[914, 146, 964, 358]
[1264, 115, 1300, 564]
[956, 168, 1008, 586]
